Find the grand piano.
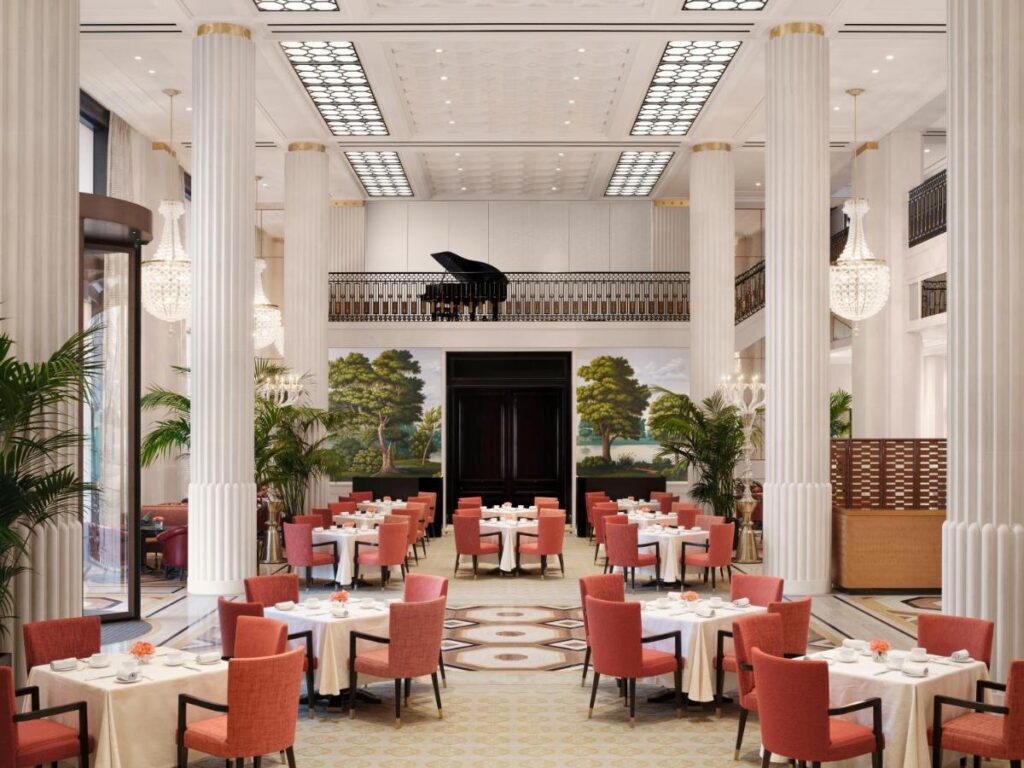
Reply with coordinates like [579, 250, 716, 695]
[420, 251, 509, 321]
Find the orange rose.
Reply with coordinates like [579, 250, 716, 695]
[869, 639, 890, 654]
[130, 641, 155, 659]
[330, 590, 350, 603]
[682, 591, 699, 602]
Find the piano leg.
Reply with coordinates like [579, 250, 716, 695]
[470, 301, 478, 321]
[491, 301, 498, 321]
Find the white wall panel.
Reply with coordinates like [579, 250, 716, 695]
[610, 202, 651, 270]
[365, 203, 409, 271]
[448, 202, 490, 262]
[568, 202, 610, 270]
[407, 202, 450, 270]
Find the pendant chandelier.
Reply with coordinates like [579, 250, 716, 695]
[141, 89, 192, 324]
[253, 194, 283, 350]
[829, 88, 890, 323]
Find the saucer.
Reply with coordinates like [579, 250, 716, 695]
[114, 677, 141, 685]
[163, 657, 186, 667]
[835, 655, 858, 664]
[950, 656, 973, 664]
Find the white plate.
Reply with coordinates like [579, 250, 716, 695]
[114, 677, 141, 685]
[834, 656, 858, 663]
[163, 657, 186, 667]
[902, 668, 929, 678]
[950, 656, 973, 664]
[88, 660, 110, 669]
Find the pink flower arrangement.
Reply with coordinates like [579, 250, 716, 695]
[130, 641, 155, 661]
[330, 590, 350, 603]
[869, 639, 890, 654]
[682, 591, 699, 602]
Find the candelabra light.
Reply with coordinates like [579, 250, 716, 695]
[257, 374, 305, 407]
[721, 353, 765, 563]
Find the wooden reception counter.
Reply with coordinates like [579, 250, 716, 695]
[832, 507, 944, 591]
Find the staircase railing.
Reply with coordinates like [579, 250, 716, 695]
[909, 169, 947, 247]
[734, 261, 765, 323]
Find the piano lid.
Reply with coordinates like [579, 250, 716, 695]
[430, 251, 506, 284]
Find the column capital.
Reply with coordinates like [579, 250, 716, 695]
[855, 141, 879, 156]
[288, 141, 327, 153]
[769, 22, 825, 39]
[151, 141, 177, 157]
[691, 142, 731, 153]
[196, 22, 251, 39]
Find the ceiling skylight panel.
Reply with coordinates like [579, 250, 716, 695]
[281, 41, 388, 136]
[604, 151, 674, 197]
[345, 151, 413, 197]
[631, 40, 740, 136]
[255, 1, 339, 10]
[681, 0, 768, 9]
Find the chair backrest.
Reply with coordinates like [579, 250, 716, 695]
[695, 514, 724, 530]
[579, 574, 625, 642]
[730, 573, 784, 606]
[0, 666, 17, 768]
[404, 502, 428, 531]
[283, 522, 315, 567]
[217, 597, 265, 657]
[290, 515, 322, 528]
[407, 495, 435, 525]
[592, 502, 619, 543]
[310, 508, 333, 528]
[404, 573, 449, 603]
[419, 491, 439, 524]
[672, 503, 699, 528]
[733, 613, 784, 698]
[534, 496, 559, 509]
[458, 496, 483, 508]
[244, 573, 300, 606]
[1004, 660, 1024, 753]
[158, 526, 189, 567]
[706, 523, 735, 566]
[752, 649, 831, 759]
[604, 522, 641, 568]
[768, 597, 812, 657]
[349, 491, 374, 503]
[377, 520, 410, 565]
[585, 492, 610, 521]
[584, 596, 642, 679]
[388, 510, 419, 548]
[454, 507, 482, 518]
[650, 491, 677, 513]
[537, 507, 565, 518]
[533, 514, 566, 554]
[917, 614, 995, 667]
[225, 649, 305, 755]
[234, 616, 288, 659]
[453, 515, 486, 554]
[328, 501, 357, 515]
[22, 616, 102, 673]
[387, 597, 447, 678]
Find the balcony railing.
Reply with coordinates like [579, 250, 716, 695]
[921, 275, 947, 318]
[909, 169, 947, 247]
[735, 261, 765, 323]
[328, 271, 691, 322]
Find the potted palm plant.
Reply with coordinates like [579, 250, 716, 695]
[0, 325, 99, 655]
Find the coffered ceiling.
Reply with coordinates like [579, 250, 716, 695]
[79, 0, 947, 204]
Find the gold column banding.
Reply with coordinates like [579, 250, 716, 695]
[330, 199, 364, 208]
[769, 22, 825, 39]
[856, 141, 879, 156]
[691, 142, 731, 153]
[152, 141, 177, 157]
[288, 141, 327, 152]
[196, 22, 251, 39]
[654, 199, 689, 207]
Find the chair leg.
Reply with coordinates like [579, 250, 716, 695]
[438, 649, 447, 687]
[588, 671, 600, 718]
[558, 553, 565, 576]
[581, 646, 591, 687]
[715, 657, 725, 717]
[453, 554, 460, 575]
[674, 665, 683, 718]
[404, 676, 411, 704]
[541, 555, 547, 577]
[177, 744, 187, 768]
[761, 751, 772, 768]
[235, 759, 244, 768]
[305, 662, 316, 715]
[931, 733, 941, 768]
[254, 757, 262, 768]
[628, 678, 636, 727]
[285, 747, 297, 768]
[349, 669, 358, 718]
[394, 678, 402, 728]
[472, 555, 478, 578]
[431, 671, 444, 719]
[734, 708, 748, 760]
[711, 567, 716, 591]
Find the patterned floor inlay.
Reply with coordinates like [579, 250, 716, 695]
[839, 594, 942, 637]
[443, 605, 585, 671]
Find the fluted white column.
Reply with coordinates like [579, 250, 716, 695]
[945, 0, 1024, 680]
[652, 200, 690, 272]
[689, 143, 736, 400]
[188, 22, 256, 595]
[328, 200, 366, 272]
[0, 0, 82, 675]
[762, 22, 832, 595]
[284, 142, 329, 508]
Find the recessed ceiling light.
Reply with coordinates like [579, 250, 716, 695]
[871, 68, 879, 74]
[631, 40, 741, 136]
[262, 182, 269, 187]
[457, 167, 463, 171]
[281, 41, 388, 137]
[558, 152, 564, 157]
[885, 54, 894, 60]
[186, 106, 192, 111]
[148, 69, 156, 74]
[435, 48, 444, 53]
[134, 55, 142, 61]
[551, 187, 559, 191]
[254, 0, 340, 9]
[833, 106, 840, 111]
[568, 99, 575, 104]
[681, 0, 768, 9]
[448, 120, 455, 125]
[577, 48, 587, 53]
[564, 120, 571, 125]
[555, 167, 561, 172]
[345, 150, 413, 197]
[924, 148, 931, 153]
[755, 181, 762, 187]
[572, 75, 580, 81]
[455, 152, 461, 157]
[461, 186, 467, 191]
[444, 99, 452, 105]
[440, 75, 448, 81]
[605, 150, 674, 197]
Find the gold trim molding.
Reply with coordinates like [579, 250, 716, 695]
[654, 199, 690, 208]
[196, 22, 252, 39]
[769, 22, 825, 39]
[856, 141, 879, 156]
[691, 142, 731, 153]
[288, 141, 327, 153]
[330, 199, 364, 208]
[151, 141, 177, 158]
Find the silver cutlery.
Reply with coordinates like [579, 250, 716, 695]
[873, 668, 894, 676]
[87, 673, 118, 681]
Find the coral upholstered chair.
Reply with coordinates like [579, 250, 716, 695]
[22, 616, 101, 674]
[1, 666, 92, 768]
[732, 613, 784, 760]
[454, 506, 482, 518]
[930, 660, 1023, 768]
[650, 491, 677, 513]
[584, 597, 683, 725]
[349, 491, 374, 503]
[672, 503, 700, 529]
[585, 492, 610, 540]
[328, 500, 357, 517]
[283, 522, 338, 588]
[158, 526, 188, 578]
[592, 502, 620, 563]
[234, 616, 287, 658]
[682, 522, 734, 590]
[534, 496, 559, 509]
[516, 513, 566, 577]
[918, 614, 995, 668]
[177, 648, 305, 768]
[403, 574, 449, 688]
[217, 598, 264, 659]
[770, 597, 812, 658]
[579, 574, 625, 687]
[348, 597, 447, 728]
[310, 508, 333, 528]
[605, 522, 660, 590]
[753, 648, 884, 768]
[290, 514, 322, 528]
[354, 520, 408, 589]
[453, 516, 500, 578]
[458, 496, 483, 508]
[244, 573, 300, 606]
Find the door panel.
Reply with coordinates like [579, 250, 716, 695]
[455, 389, 505, 482]
[511, 389, 561, 484]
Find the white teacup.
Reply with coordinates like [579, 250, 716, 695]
[885, 655, 904, 671]
[734, 597, 751, 608]
[88, 653, 109, 668]
[330, 603, 349, 618]
[709, 596, 723, 608]
[304, 598, 320, 609]
[909, 646, 928, 662]
[164, 651, 186, 666]
[838, 647, 858, 662]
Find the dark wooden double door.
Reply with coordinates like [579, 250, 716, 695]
[446, 352, 570, 516]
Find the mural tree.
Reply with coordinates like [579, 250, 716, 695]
[576, 355, 650, 463]
[410, 405, 442, 466]
[328, 349, 425, 475]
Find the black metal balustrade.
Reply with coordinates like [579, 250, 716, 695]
[734, 261, 765, 323]
[909, 169, 947, 247]
[921, 274, 947, 318]
[328, 271, 691, 322]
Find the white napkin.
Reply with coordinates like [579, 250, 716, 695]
[50, 657, 77, 671]
[734, 597, 751, 608]
[951, 649, 971, 661]
[902, 661, 928, 677]
[666, 591, 682, 600]
[197, 651, 222, 664]
[274, 600, 295, 611]
[841, 638, 861, 649]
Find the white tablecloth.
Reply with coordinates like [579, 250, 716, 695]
[640, 600, 766, 702]
[479, 519, 539, 572]
[333, 512, 387, 527]
[616, 499, 662, 512]
[481, 506, 539, 520]
[28, 652, 228, 768]
[311, 527, 379, 585]
[633, 528, 709, 583]
[814, 651, 989, 768]
[265, 602, 391, 696]
[356, 500, 406, 513]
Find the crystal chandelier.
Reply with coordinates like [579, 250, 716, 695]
[829, 88, 890, 323]
[257, 373, 304, 407]
[253, 185, 283, 350]
[142, 89, 192, 324]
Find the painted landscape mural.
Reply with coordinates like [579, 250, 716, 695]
[327, 348, 442, 480]
[575, 348, 689, 478]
